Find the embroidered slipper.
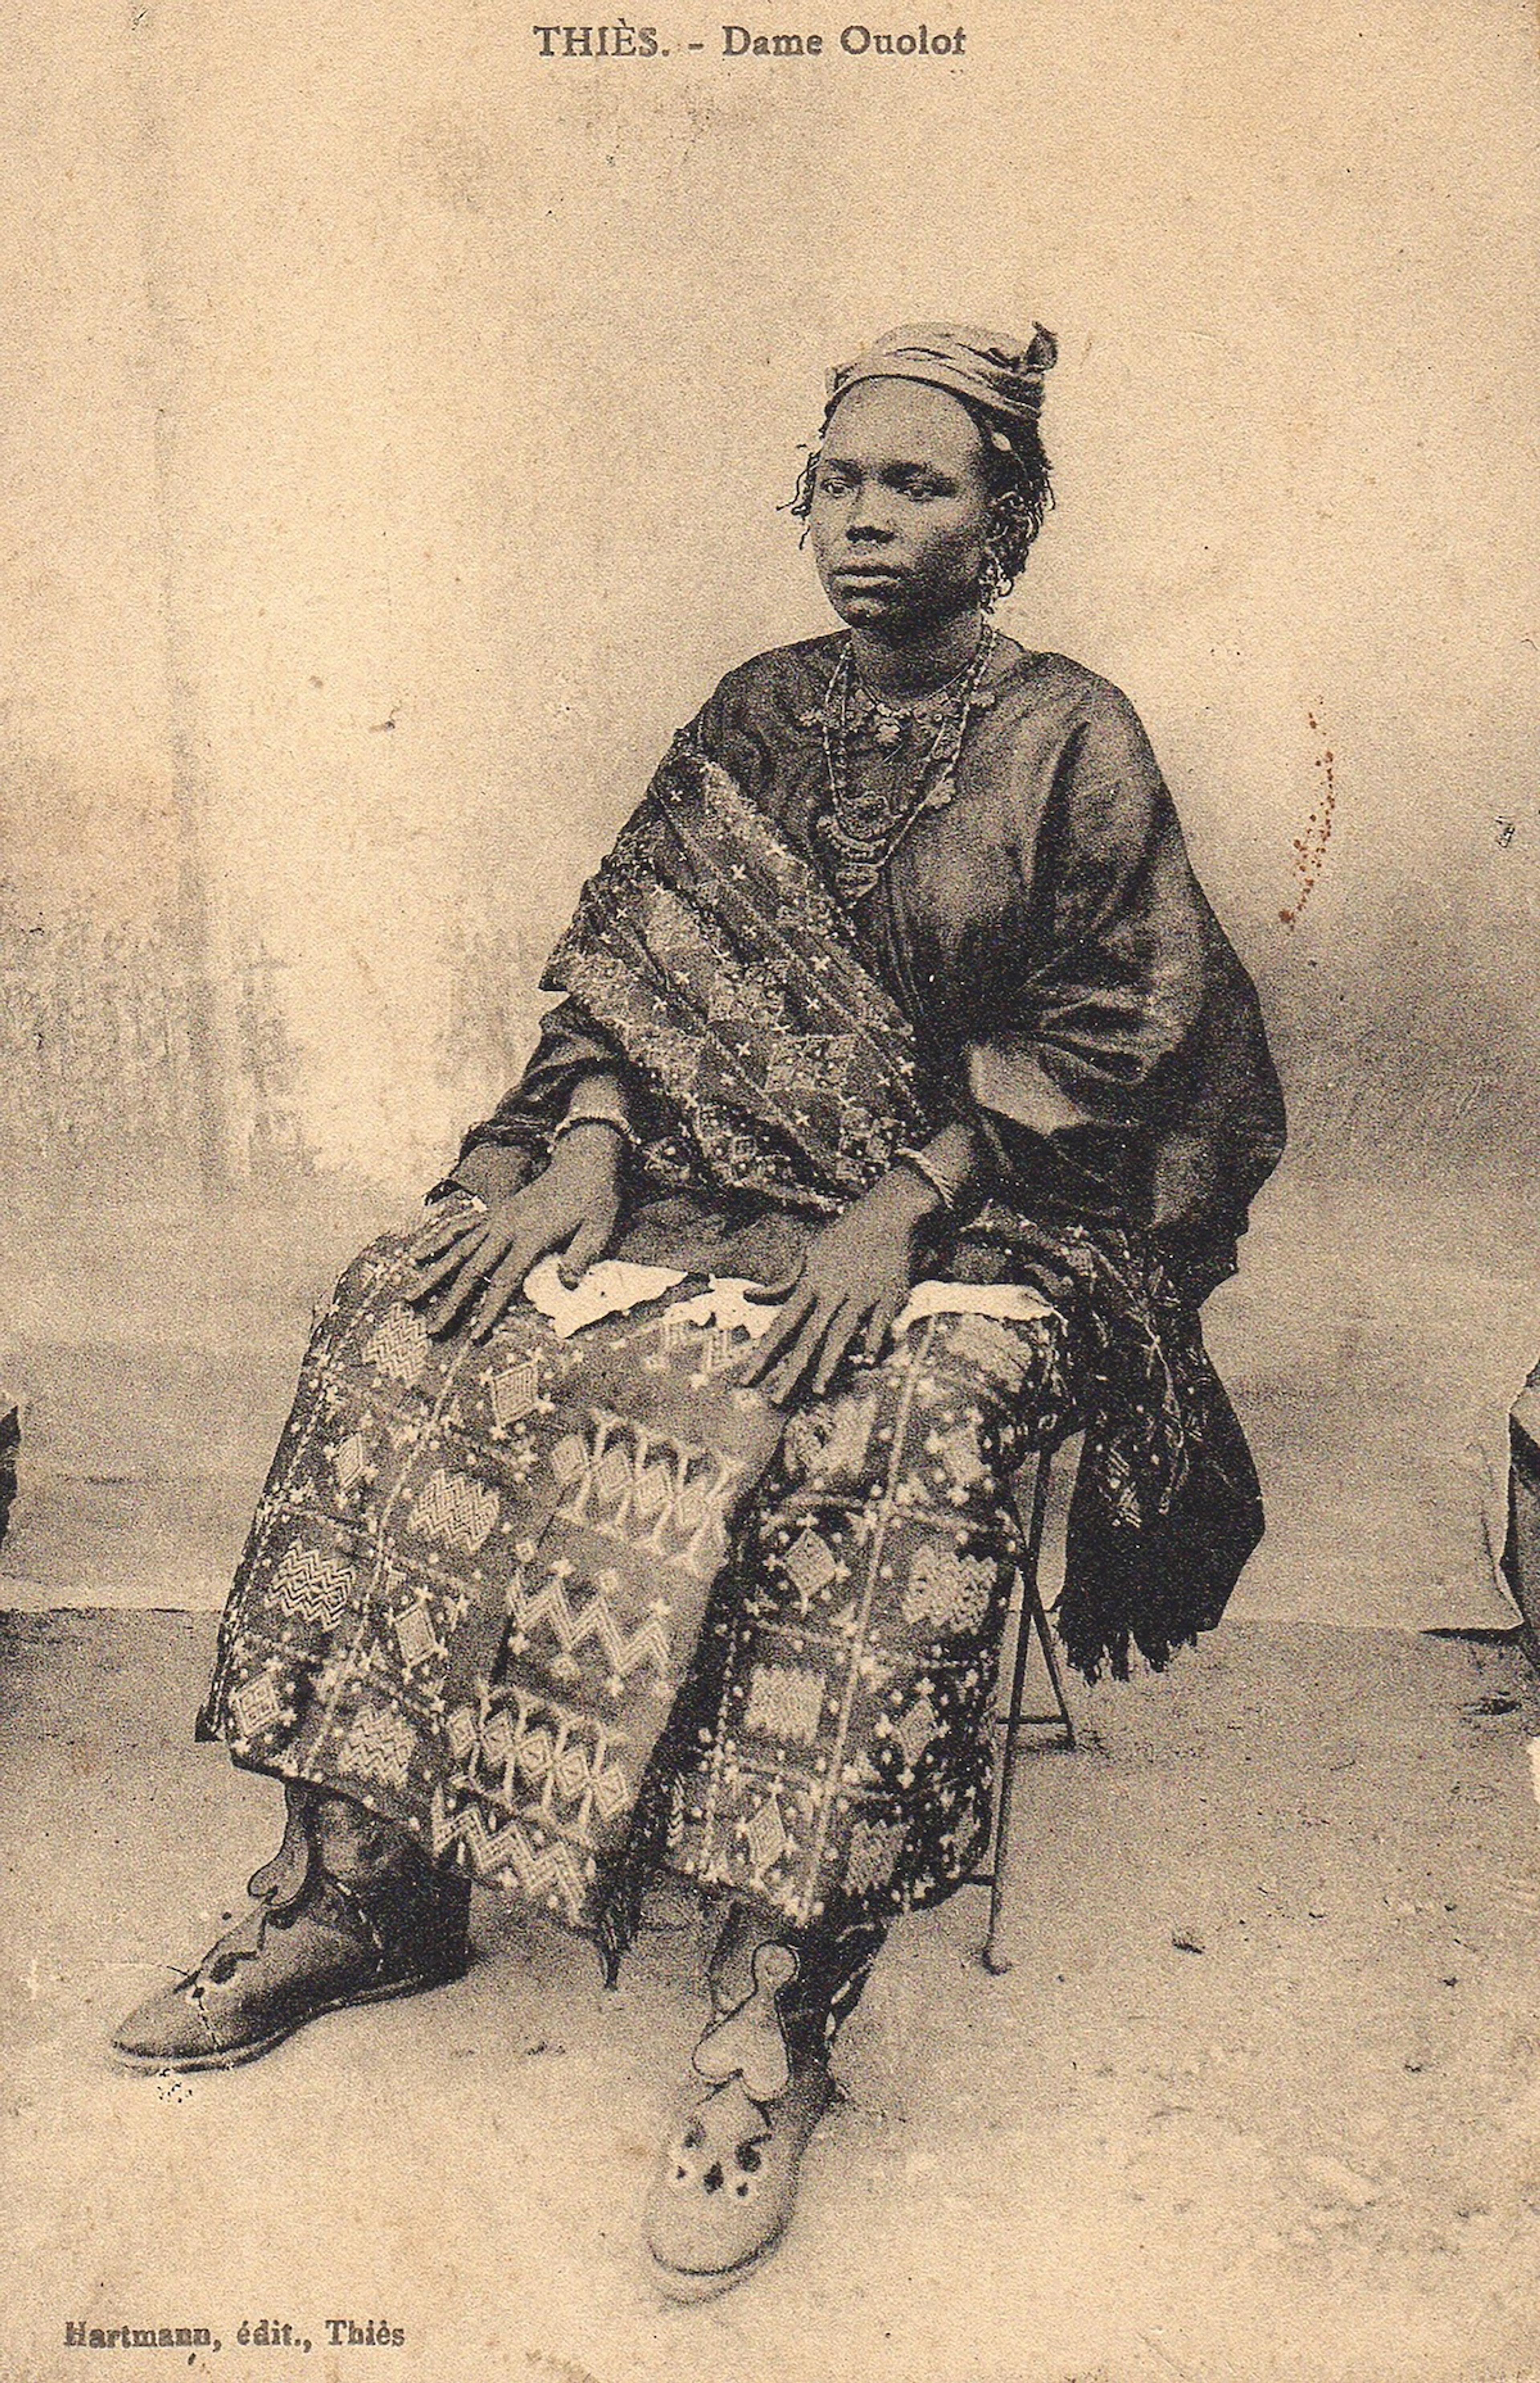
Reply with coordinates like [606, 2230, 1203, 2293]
[643, 2062, 835, 2303]
[111, 1790, 470, 2074]
[644, 1939, 834, 2301]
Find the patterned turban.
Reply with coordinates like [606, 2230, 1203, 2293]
[823, 320, 1058, 433]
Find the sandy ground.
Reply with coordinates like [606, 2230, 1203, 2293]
[4, 1609, 1540, 2383]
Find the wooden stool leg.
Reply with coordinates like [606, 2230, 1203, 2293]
[983, 1449, 1054, 1975]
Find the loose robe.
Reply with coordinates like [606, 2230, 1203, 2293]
[201, 634, 1284, 1955]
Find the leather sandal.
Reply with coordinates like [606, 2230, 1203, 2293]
[111, 1787, 471, 2073]
[644, 1939, 835, 2301]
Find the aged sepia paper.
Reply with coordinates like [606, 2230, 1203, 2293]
[3, 1, 1539, 2378]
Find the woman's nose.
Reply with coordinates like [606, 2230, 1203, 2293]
[847, 503, 894, 542]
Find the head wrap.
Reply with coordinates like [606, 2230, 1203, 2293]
[823, 320, 1058, 436]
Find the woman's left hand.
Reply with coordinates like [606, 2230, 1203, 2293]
[740, 1165, 942, 1405]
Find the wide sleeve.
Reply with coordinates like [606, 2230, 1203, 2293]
[964, 686, 1230, 1223]
[454, 997, 632, 1168]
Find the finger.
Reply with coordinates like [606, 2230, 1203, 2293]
[811, 1301, 861, 1396]
[424, 1238, 517, 1337]
[466, 1232, 558, 1337]
[742, 1265, 805, 1306]
[470, 1252, 535, 1341]
[861, 1293, 904, 1366]
[411, 1209, 485, 1265]
[765, 1304, 839, 1407]
[556, 1208, 616, 1289]
[411, 1240, 485, 1302]
[740, 1285, 814, 1374]
[739, 1286, 817, 1382]
[410, 1228, 494, 1304]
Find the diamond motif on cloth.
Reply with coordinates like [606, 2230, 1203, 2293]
[394, 1603, 439, 1670]
[673, 1473, 717, 1535]
[591, 1763, 631, 1822]
[845, 1817, 906, 1897]
[492, 1357, 541, 1427]
[784, 1529, 837, 1599]
[902, 1541, 995, 1634]
[593, 1445, 632, 1504]
[411, 1467, 500, 1554]
[465, 1696, 633, 1826]
[744, 1797, 788, 1876]
[515, 1726, 554, 1782]
[272, 1543, 354, 1629]
[550, 1435, 588, 1487]
[333, 1433, 369, 1494]
[766, 1033, 857, 1100]
[337, 1702, 417, 1790]
[744, 1662, 827, 1745]
[632, 1463, 673, 1522]
[231, 1676, 282, 1736]
[362, 1305, 429, 1387]
[819, 1395, 878, 1482]
[894, 1695, 940, 1768]
[784, 1400, 878, 1486]
[446, 1705, 477, 1760]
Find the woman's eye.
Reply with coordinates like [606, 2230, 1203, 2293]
[817, 472, 853, 498]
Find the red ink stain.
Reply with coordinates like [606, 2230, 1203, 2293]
[1280, 710, 1336, 928]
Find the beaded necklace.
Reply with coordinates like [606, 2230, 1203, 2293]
[816, 624, 997, 906]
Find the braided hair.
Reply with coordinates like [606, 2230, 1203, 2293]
[788, 389, 1054, 605]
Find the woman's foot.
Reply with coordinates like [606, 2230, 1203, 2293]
[644, 1930, 836, 2300]
[111, 1787, 471, 2073]
[643, 2061, 835, 2302]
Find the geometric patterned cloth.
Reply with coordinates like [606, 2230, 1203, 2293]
[200, 1224, 1080, 1947]
[202, 1225, 782, 1933]
[665, 1302, 1077, 1931]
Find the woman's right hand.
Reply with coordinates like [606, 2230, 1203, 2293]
[409, 1123, 624, 1341]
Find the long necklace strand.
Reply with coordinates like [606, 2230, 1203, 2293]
[819, 624, 996, 905]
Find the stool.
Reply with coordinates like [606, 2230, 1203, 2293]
[969, 1443, 1077, 1974]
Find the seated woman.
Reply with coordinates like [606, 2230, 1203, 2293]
[113, 322, 1285, 2300]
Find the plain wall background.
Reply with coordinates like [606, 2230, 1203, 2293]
[0, 0, 1536, 1202]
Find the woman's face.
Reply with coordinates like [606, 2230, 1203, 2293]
[808, 378, 994, 636]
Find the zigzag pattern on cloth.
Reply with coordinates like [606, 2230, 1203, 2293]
[410, 1466, 501, 1555]
[336, 1700, 418, 1791]
[507, 1563, 672, 1690]
[902, 1539, 997, 1634]
[361, 1304, 430, 1388]
[428, 1788, 589, 1923]
[272, 1543, 355, 1629]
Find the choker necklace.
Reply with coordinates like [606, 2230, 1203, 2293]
[817, 625, 997, 906]
[849, 640, 983, 734]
